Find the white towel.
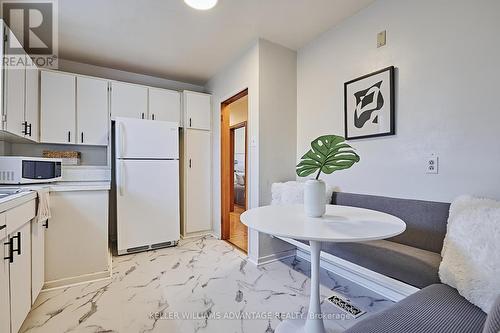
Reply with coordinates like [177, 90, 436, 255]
[35, 187, 51, 223]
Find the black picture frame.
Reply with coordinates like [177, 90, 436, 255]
[344, 66, 395, 140]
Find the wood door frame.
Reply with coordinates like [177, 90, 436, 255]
[221, 88, 248, 241]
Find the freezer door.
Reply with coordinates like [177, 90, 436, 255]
[115, 117, 179, 159]
[116, 160, 180, 252]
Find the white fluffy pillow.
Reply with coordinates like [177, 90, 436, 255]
[271, 181, 333, 206]
[439, 195, 500, 313]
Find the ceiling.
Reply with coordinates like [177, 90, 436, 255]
[58, 0, 374, 85]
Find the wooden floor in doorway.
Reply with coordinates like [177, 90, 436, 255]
[227, 205, 248, 253]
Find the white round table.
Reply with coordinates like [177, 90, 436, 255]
[240, 204, 406, 333]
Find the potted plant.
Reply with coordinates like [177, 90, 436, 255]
[296, 135, 360, 217]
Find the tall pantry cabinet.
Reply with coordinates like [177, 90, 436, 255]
[181, 91, 212, 237]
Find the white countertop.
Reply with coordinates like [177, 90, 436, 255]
[0, 181, 111, 212]
[50, 181, 111, 192]
[0, 190, 37, 213]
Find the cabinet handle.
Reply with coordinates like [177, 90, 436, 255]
[152, 114, 155, 120]
[3, 238, 14, 263]
[22, 121, 28, 135]
[189, 158, 192, 168]
[141, 113, 145, 119]
[189, 118, 192, 127]
[68, 131, 71, 143]
[12, 232, 21, 256]
[0, 225, 5, 231]
[81, 132, 84, 143]
[43, 220, 49, 229]
[28, 123, 32, 136]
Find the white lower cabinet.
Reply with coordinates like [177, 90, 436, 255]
[1, 198, 43, 333]
[182, 129, 212, 235]
[0, 213, 11, 333]
[31, 218, 46, 305]
[45, 189, 109, 287]
[8, 222, 32, 333]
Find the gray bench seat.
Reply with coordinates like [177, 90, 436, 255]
[345, 284, 487, 333]
[298, 192, 451, 288]
[321, 240, 441, 288]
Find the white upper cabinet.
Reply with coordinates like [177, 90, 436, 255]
[77, 76, 109, 146]
[111, 81, 148, 119]
[40, 71, 76, 144]
[183, 91, 211, 131]
[0, 27, 39, 142]
[4, 52, 26, 138]
[40, 71, 110, 145]
[25, 61, 39, 141]
[148, 88, 180, 123]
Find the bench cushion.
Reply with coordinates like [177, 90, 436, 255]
[345, 284, 486, 333]
[483, 296, 500, 333]
[333, 192, 450, 253]
[321, 240, 442, 288]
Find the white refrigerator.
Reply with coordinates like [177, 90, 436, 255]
[114, 117, 180, 255]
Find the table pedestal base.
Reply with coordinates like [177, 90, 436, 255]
[275, 318, 335, 333]
[277, 240, 327, 333]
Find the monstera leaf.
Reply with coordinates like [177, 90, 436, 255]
[296, 135, 360, 180]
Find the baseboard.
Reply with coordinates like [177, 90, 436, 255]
[278, 237, 419, 302]
[248, 248, 296, 266]
[42, 270, 112, 291]
[181, 230, 214, 239]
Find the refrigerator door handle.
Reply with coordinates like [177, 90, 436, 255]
[119, 161, 125, 196]
[119, 121, 126, 157]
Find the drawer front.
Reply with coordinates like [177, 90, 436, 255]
[0, 213, 6, 241]
[6, 200, 36, 235]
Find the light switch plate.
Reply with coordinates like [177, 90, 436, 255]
[377, 30, 386, 48]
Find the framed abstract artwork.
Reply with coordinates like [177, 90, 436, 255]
[344, 66, 395, 140]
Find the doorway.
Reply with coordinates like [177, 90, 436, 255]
[221, 89, 248, 253]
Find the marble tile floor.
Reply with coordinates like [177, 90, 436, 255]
[21, 236, 394, 333]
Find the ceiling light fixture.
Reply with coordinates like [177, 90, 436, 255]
[184, 0, 218, 10]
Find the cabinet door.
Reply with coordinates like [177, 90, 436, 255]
[0, 215, 10, 333]
[185, 130, 211, 233]
[77, 76, 109, 145]
[184, 91, 211, 130]
[9, 223, 31, 333]
[110, 81, 148, 119]
[25, 62, 40, 142]
[45, 191, 109, 283]
[40, 71, 76, 144]
[31, 219, 45, 304]
[148, 88, 180, 123]
[4, 51, 26, 137]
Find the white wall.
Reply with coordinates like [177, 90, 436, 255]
[206, 39, 297, 262]
[205, 40, 261, 260]
[297, 0, 500, 202]
[259, 39, 298, 205]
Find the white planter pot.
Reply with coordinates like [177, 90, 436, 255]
[304, 179, 326, 217]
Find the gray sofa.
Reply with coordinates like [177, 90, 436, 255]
[299, 192, 499, 333]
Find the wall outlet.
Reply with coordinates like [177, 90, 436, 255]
[377, 30, 386, 48]
[426, 156, 439, 174]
